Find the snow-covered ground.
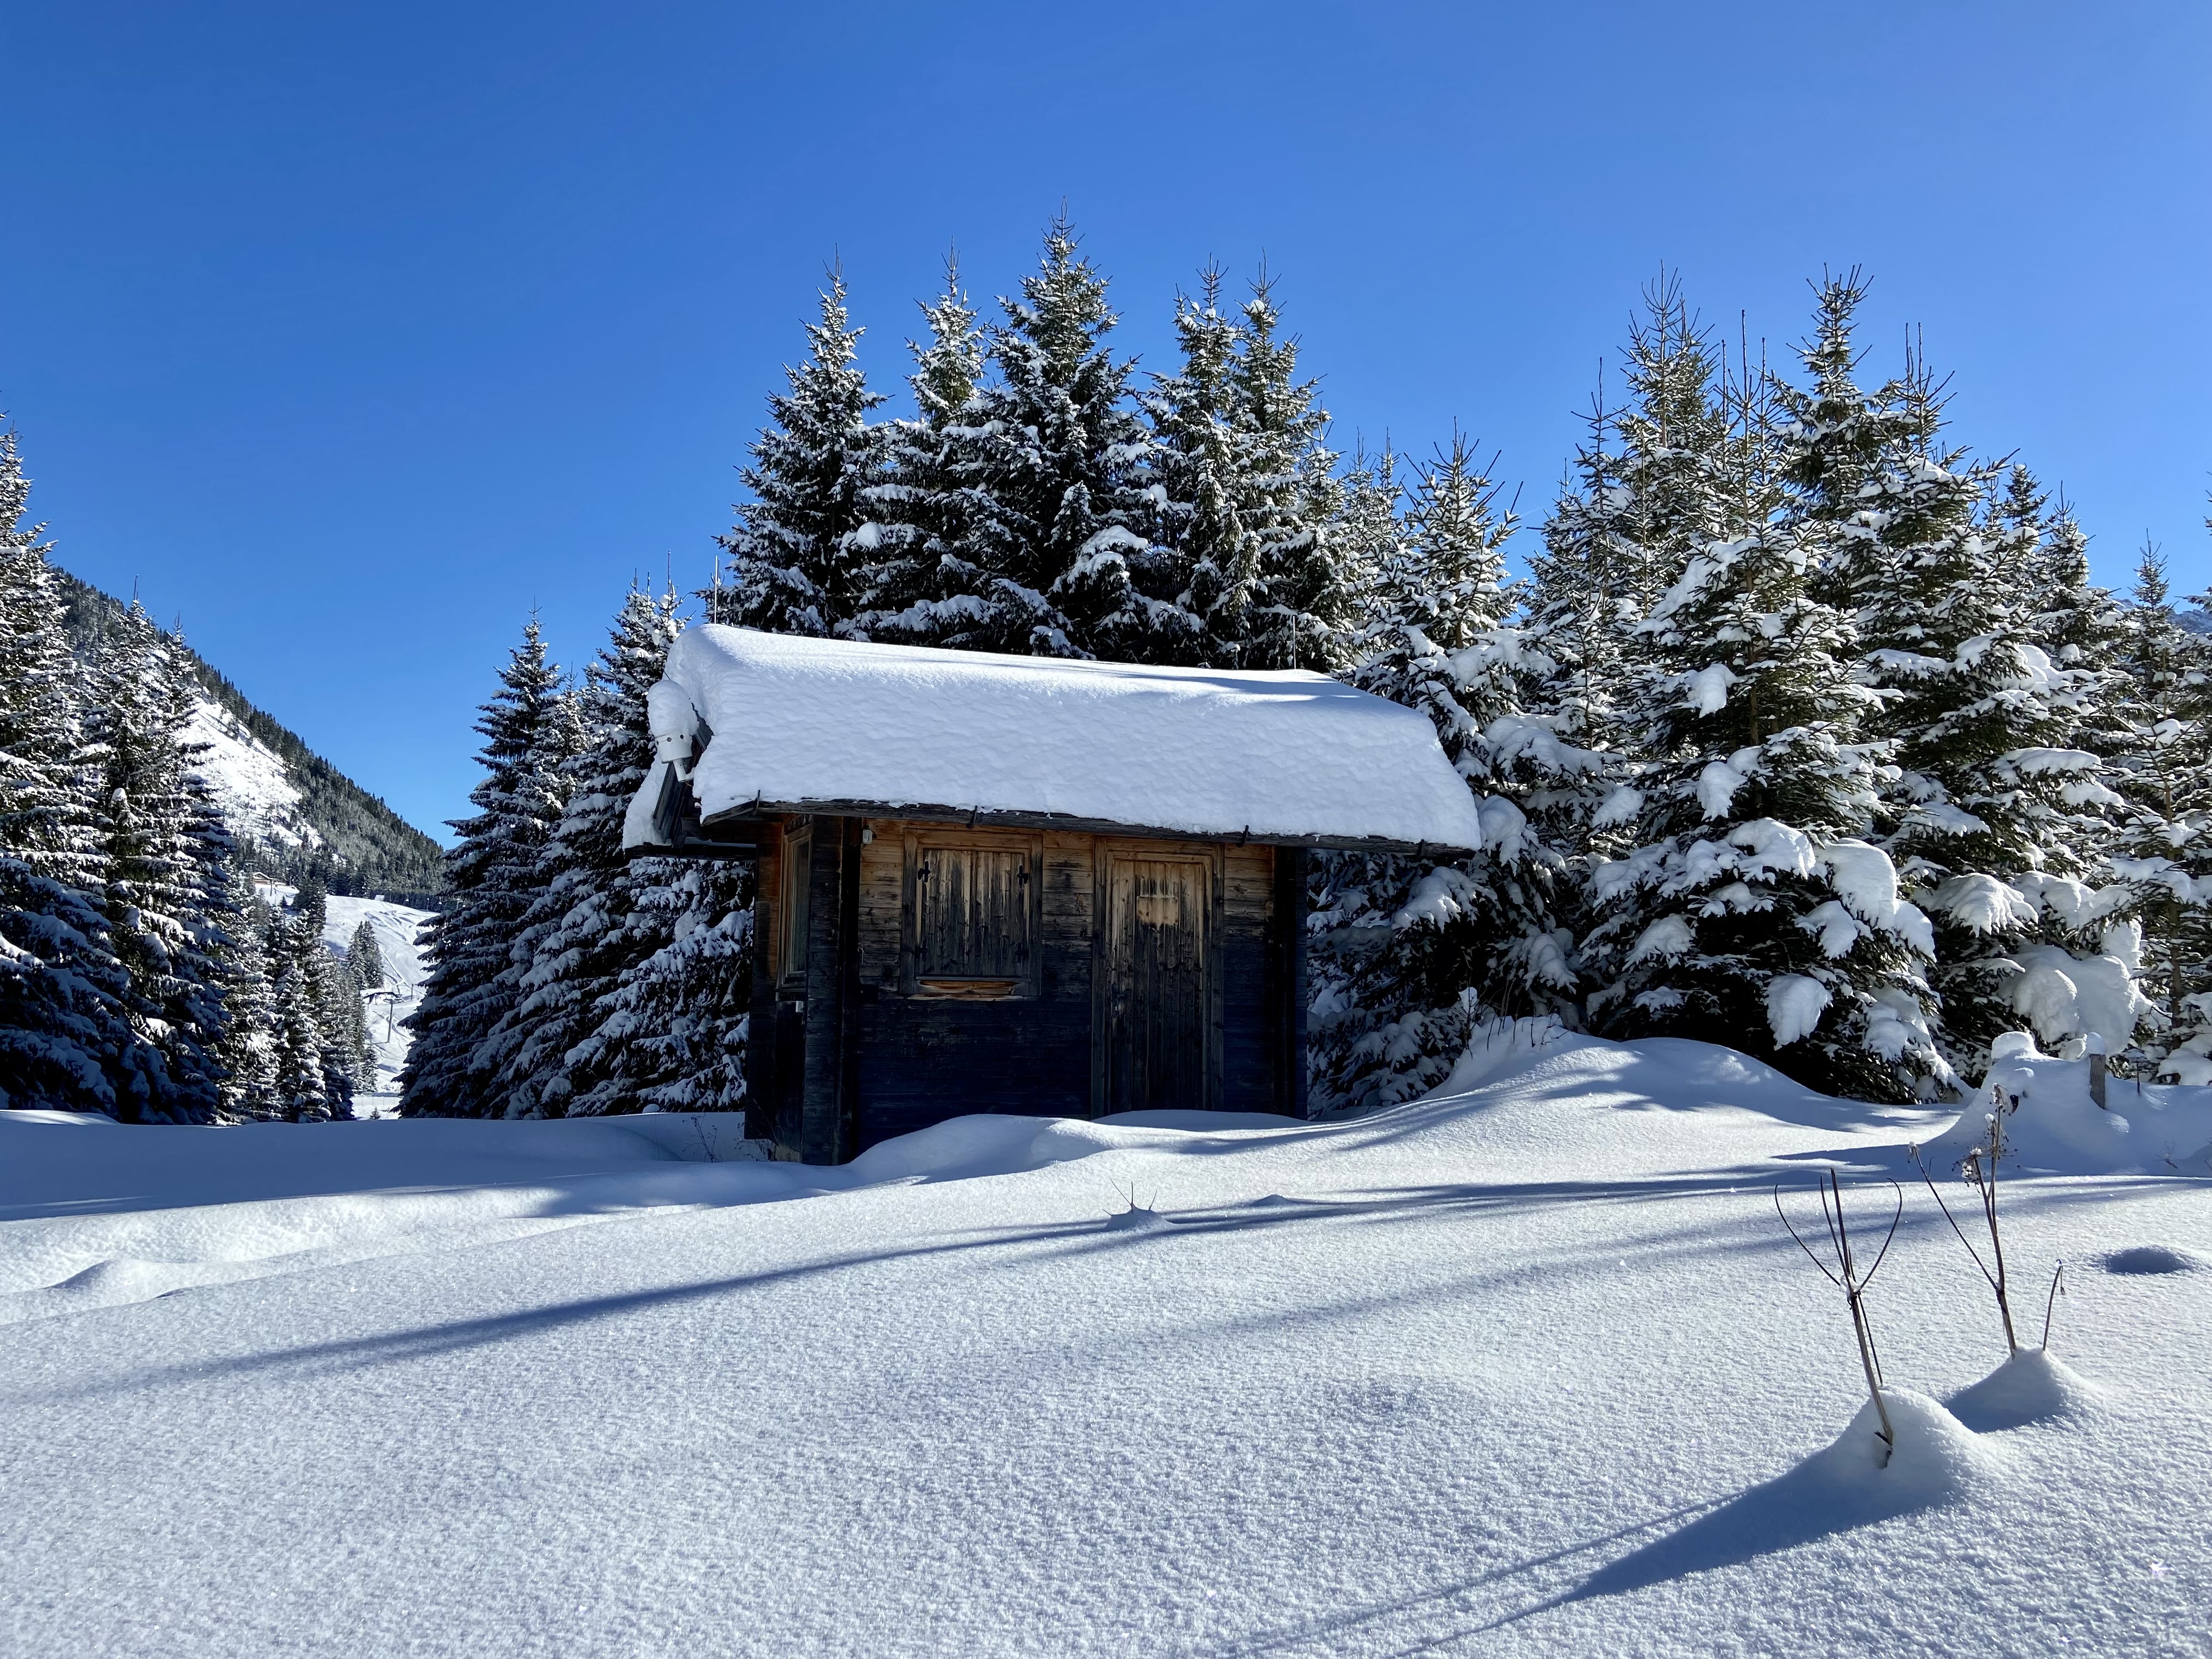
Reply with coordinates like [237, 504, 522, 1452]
[2, 1037, 2208, 1657]
[322, 894, 436, 1110]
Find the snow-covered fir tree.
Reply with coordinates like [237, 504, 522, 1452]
[87, 610, 230, 1121]
[1529, 397, 1646, 768]
[287, 882, 357, 1117]
[1784, 303, 2139, 1078]
[208, 870, 280, 1120]
[709, 269, 885, 636]
[1145, 267, 1350, 670]
[533, 590, 753, 1116]
[569, 863, 754, 1116]
[2109, 541, 2212, 1079]
[1526, 281, 1746, 889]
[1213, 274, 1351, 669]
[849, 258, 993, 646]
[1583, 505, 1951, 1101]
[897, 217, 1168, 660]
[0, 425, 139, 1114]
[400, 619, 578, 1118]
[323, 946, 373, 1092]
[1606, 274, 1735, 611]
[264, 901, 331, 1121]
[1327, 438, 1404, 619]
[1311, 437, 1593, 1113]
[479, 585, 749, 1118]
[1135, 266, 1244, 667]
[349, 916, 385, 992]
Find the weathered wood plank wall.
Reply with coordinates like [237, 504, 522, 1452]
[753, 814, 1301, 1160]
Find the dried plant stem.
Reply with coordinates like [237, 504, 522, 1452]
[1778, 1170, 1904, 1464]
[1912, 1098, 2020, 1358]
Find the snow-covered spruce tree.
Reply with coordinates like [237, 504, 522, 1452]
[1135, 266, 1244, 667]
[480, 585, 735, 1118]
[2002, 475, 2128, 689]
[0, 425, 139, 1114]
[848, 258, 994, 647]
[264, 902, 330, 1121]
[1212, 273, 1351, 670]
[2109, 541, 2212, 1079]
[1311, 437, 1593, 1113]
[288, 881, 357, 1117]
[708, 268, 885, 636]
[901, 216, 1170, 661]
[349, 916, 385, 992]
[323, 945, 373, 1093]
[1771, 275, 1918, 565]
[1148, 267, 1347, 670]
[208, 870, 280, 1120]
[1529, 397, 1647, 769]
[399, 620, 578, 1118]
[1583, 519, 1950, 1102]
[86, 610, 229, 1122]
[500, 592, 752, 1120]
[1980, 471, 2133, 789]
[1607, 274, 1736, 610]
[1787, 315, 2137, 1077]
[570, 862, 755, 1117]
[1328, 438, 1404, 620]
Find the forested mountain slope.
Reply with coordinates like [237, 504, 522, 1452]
[55, 569, 444, 901]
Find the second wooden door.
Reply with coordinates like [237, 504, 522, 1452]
[1100, 851, 1212, 1114]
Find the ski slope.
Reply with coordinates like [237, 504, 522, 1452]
[322, 894, 436, 1108]
[2, 1037, 2208, 1657]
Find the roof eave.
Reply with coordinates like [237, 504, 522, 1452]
[698, 797, 1475, 857]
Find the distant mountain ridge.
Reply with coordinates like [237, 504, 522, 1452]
[57, 570, 445, 903]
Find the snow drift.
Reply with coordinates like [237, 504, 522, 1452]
[3, 1032, 2208, 1658]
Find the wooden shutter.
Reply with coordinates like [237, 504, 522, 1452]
[903, 834, 1040, 998]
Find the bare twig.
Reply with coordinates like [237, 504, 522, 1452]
[2042, 1260, 2067, 1353]
[1778, 1170, 1902, 1463]
[1912, 1086, 2023, 1357]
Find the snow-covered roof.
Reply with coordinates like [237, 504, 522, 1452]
[624, 625, 1482, 853]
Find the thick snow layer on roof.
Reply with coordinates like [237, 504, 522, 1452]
[633, 625, 1483, 850]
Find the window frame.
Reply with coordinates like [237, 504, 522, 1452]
[776, 819, 815, 994]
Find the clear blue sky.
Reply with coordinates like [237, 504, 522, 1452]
[5, 2, 2208, 839]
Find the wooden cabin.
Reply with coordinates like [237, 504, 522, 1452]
[625, 627, 1481, 1164]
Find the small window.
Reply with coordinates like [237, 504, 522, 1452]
[778, 823, 814, 991]
[906, 838, 1036, 998]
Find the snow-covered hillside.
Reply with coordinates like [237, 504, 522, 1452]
[185, 693, 322, 851]
[2, 1036, 2207, 1656]
[323, 894, 435, 1109]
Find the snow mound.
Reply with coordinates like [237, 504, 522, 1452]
[1815, 1390, 2011, 1503]
[1099, 1204, 1173, 1234]
[1946, 1349, 2102, 1432]
[1922, 1035, 2212, 1173]
[2098, 1244, 2209, 1276]
[1570, 1391, 2007, 1604]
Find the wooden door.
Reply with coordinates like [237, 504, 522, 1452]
[1100, 850, 1213, 1114]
